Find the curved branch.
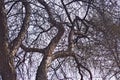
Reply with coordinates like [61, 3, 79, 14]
[73, 55, 92, 80]
[83, 0, 92, 20]
[38, 0, 54, 22]
[75, 16, 89, 34]
[45, 23, 65, 55]
[10, 0, 31, 56]
[52, 50, 92, 80]
[38, 0, 65, 56]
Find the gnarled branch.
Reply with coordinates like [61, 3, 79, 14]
[10, 0, 31, 56]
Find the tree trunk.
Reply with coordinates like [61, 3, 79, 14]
[0, 54, 16, 80]
[0, 0, 16, 80]
[36, 56, 48, 80]
[36, 55, 52, 80]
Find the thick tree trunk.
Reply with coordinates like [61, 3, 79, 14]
[0, 0, 16, 80]
[36, 56, 48, 80]
[0, 54, 16, 80]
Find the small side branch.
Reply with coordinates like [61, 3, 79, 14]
[20, 44, 45, 54]
[73, 55, 92, 80]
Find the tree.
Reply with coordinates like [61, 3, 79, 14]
[0, 0, 119, 80]
[0, 0, 30, 80]
[87, 0, 120, 79]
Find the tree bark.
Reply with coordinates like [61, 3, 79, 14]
[0, 0, 16, 80]
[36, 56, 48, 80]
[0, 55, 16, 80]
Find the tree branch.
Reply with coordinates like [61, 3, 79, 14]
[73, 55, 92, 80]
[52, 51, 74, 61]
[10, 0, 31, 56]
[20, 44, 45, 54]
[52, 50, 92, 80]
[61, 0, 73, 26]
[38, 0, 65, 56]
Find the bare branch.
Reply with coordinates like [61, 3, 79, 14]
[52, 50, 92, 80]
[73, 55, 92, 80]
[20, 44, 45, 54]
[7, 1, 19, 15]
[38, 0, 65, 55]
[10, 0, 31, 56]
[52, 51, 73, 61]
[61, 0, 73, 27]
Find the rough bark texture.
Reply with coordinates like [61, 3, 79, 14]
[35, 0, 65, 80]
[0, 55, 16, 80]
[35, 25, 65, 80]
[0, 0, 16, 80]
[10, 0, 31, 56]
[0, 0, 31, 80]
[36, 56, 48, 80]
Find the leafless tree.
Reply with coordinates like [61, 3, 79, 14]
[0, 0, 119, 80]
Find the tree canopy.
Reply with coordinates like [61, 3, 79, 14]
[0, 0, 120, 80]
